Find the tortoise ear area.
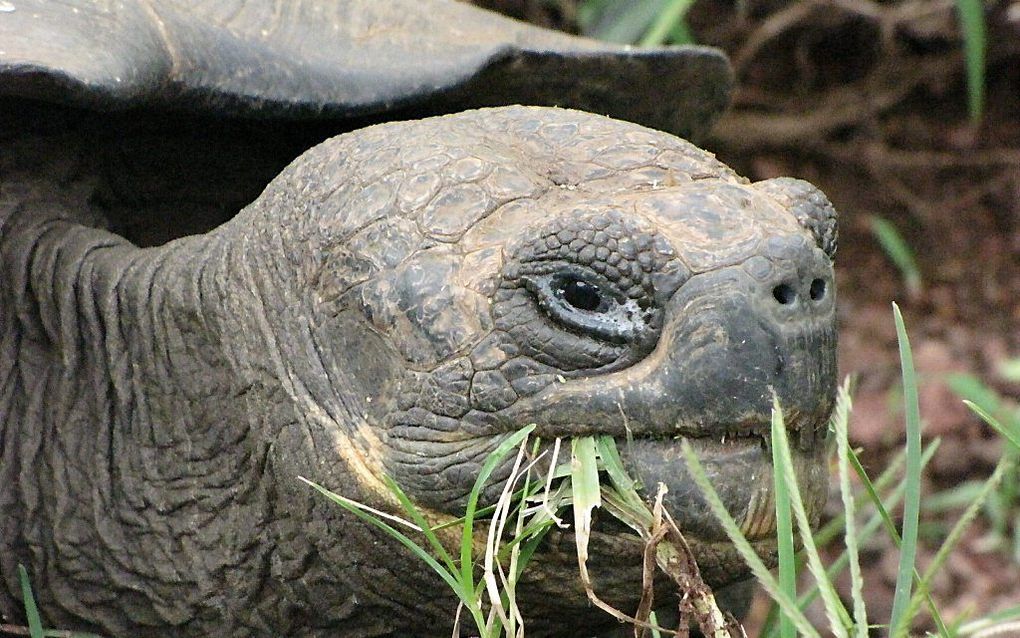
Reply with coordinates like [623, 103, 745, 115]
[754, 177, 838, 260]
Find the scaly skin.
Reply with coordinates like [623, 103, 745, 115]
[1, 106, 836, 637]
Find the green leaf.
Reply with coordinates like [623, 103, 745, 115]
[298, 478, 466, 601]
[832, 381, 868, 638]
[579, 0, 664, 44]
[785, 440, 942, 632]
[639, 0, 696, 46]
[649, 610, 663, 638]
[846, 444, 950, 637]
[889, 303, 923, 638]
[382, 475, 465, 579]
[964, 401, 1020, 453]
[595, 435, 646, 512]
[772, 401, 852, 637]
[999, 358, 1020, 383]
[958, 602, 1020, 635]
[904, 454, 1015, 624]
[570, 436, 602, 565]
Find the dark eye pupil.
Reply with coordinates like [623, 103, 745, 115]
[559, 278, 603, 312]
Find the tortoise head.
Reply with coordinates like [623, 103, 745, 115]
[241, 105, 836, 625]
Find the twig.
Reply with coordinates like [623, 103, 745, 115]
[713, 55, 958, 151]
[732, 0, 822, 72]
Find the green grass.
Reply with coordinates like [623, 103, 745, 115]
[578, 0, 695, 45]
[890, 302, 923, 635]
[303, 425, 738, 636]
[946, 372, 1020, 561]
[870, 217, 923, 298]
[955, 0, 987, 122]
[577, 436, 734, 636]
[772, 405, 797, 638]
[580, 0, 987, 120]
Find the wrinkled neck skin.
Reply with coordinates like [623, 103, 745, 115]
[0, 172, 389, 635]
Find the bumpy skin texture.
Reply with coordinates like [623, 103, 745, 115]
[0, 106, 837, 637]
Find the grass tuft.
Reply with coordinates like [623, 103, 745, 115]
[771, 401, 797, 638]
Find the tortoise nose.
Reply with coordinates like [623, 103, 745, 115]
[769, 274, 831, 310]
[742, 240, 835, 325]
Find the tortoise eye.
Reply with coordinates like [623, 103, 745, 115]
[557, 277, 606, 313]
[523, 269, 645, 344]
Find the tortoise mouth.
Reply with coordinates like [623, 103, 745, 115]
[615, 430, 828, 543]
[524, 419, 829, 588]
[530, 413, 830, 548]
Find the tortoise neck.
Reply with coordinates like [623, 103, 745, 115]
[0, 195, 272, 630]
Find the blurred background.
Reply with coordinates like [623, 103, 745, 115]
[472, 0, 1020, 632]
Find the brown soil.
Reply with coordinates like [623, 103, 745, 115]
[479, 0, 1020, 633]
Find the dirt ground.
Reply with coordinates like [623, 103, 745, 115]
[477, 0, 1020, 633]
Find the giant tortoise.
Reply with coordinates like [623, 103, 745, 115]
[0, 1, 837, 636]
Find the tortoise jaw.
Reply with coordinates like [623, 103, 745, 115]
[519, 427, 824, 593]
[530, 413, 824, 443]
[521, 404, 831, 544]
[612, 428, 829, 546]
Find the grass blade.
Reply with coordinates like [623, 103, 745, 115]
[771, 407, 797, 638]
[383, 476, 460, 575]
[595, 434, 646, 512]
[17, 565, 44, 638]
[482, 441, 530, 634]
[904, 453, 1015, 623]
[964, 401, 1020, 453]
[1000, 358, 1020, 382]
[772, 400, 852, 637]
[955, 0, 986, 121]
[812, 436, 930, 549]
[461, 426, 538, 593]
[570, 436, 602, 567]
[870, 218, 922, 298]
[847, 444, 950, 637]
[959, 603, 1020, 636]
[639, 0, 695, 46]
[579, 0, 663, 44]
[680, 440, 821, 638]
[889, 302, 923, 637]
[832, 381, 868, 638]
[297, 478, 468, 603]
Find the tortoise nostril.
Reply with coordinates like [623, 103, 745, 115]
[772, 284, 796, 305]
[809, 278, 827, 301]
